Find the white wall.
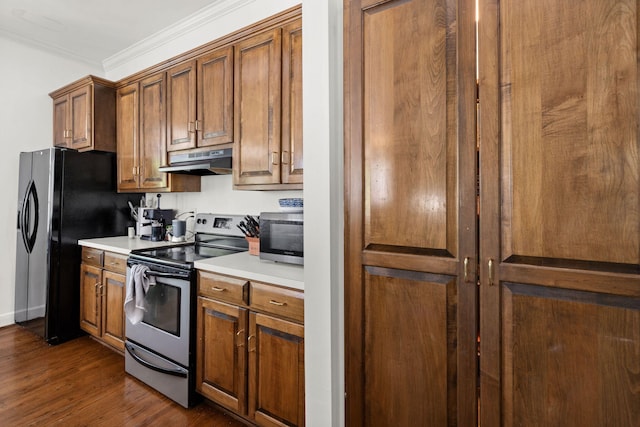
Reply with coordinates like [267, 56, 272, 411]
[0, 37, 102, 327]
[302, 1, 344, 426]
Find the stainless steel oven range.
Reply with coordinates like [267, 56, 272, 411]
[125, 213, 248, 408]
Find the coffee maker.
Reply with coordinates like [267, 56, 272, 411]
[137, 208, 175, 241]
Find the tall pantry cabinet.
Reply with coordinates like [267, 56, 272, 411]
[344, 0, 640, 426]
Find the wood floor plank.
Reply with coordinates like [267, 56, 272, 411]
[0, 325, 246, 426]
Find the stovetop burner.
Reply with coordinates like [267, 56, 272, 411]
[128, 213, 249, 269]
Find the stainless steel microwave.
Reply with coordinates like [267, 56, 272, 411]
[259, 212, 303, 265]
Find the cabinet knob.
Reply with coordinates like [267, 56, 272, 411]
[271, 152, 279, 165]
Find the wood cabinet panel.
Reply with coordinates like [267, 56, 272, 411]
[196, 296, 248, 415]
[196, 271, 305, 425]
[198, 271, 248, 305]
[81, 247, 103, 268]
[478, 0, 640, 425]
[167, 61, 197, 151]
[53, 96, 69, 148]
[80, 250, 125, 352]
[249, 312, 304, 427]
[250, 281, 303, 323]
[102, 271, 125, 351]
[49, 76, 116, 152]
[501, 283, 640, 427]
[362, 0, 455, 254]
[139, 72, 169, 190]
[281, 19, 303, 184]
[103, 252, 127, 275]
[198, 47, 234, 147]
[79, 264, 102, 337]
[344, 0, 478, 425]
[363, 267, 453, 427]
[498, 0, 640, 266]
[116, 82, 139, 191]
[234, 29, 282, 186]
[117, 75, 199, 193]
[69, 86, 91, 151]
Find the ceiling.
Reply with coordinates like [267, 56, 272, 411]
[0, 0, 220, 66]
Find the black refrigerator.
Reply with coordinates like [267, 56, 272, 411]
[15, 148, 135, 344]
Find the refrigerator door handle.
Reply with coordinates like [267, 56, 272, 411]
[21, 180, 39, 254]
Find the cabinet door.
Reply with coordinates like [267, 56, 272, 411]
[281, 19, 303, 184]
[248, 312, 304, 427]
[198, 47, 234, 147]
[79, 264, 102, 337]
[139, 72, 169, 189]
[69, 85, 92, 151]
[116, 82, 139, 191]
[102, 271, 125, 351]
[167, 61, 197, 151]
[479, 1, 640, 425]
[52, 95, 69, 148]
[233, 29, 282, 186]
[196, 297, 248, 415]
[344, 0, 478, 425]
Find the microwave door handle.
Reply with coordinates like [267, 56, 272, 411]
[125, 343, 187, 378]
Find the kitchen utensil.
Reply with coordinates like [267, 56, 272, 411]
[172, 219, 186, 238]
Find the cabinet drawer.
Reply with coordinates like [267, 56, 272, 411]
[81, 247, 103, 267]
[250, 282, 304, 323]
[198, 271, 248, 305]
[103, 252, 127, 274]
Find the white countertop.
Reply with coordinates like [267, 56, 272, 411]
[78, 236, 190, 255]
[78, 237, 304, 290]
[195, 252, 304, 291]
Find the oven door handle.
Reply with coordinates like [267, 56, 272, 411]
[144, 270, 191, 280]
[125, 342, 188, 378]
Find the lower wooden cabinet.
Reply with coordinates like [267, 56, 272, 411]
[196, 271, 305, 426]
[79, 247, 126, 352]
[249, 312, 304, 427]
[196, 296, 248, 414]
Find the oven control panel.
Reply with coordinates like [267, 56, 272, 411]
[194, 213, 247, 237]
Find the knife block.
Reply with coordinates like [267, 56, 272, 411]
[246, 237, 259, 256]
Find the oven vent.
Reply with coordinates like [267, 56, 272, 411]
[158, 148, 232, 175]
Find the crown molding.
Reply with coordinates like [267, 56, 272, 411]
[103, 0, 256, 73]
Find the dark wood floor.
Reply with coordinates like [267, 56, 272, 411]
[0, 325, 247, 426]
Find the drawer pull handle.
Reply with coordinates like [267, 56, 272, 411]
[211, 286, 226, 292]
[86, 256, 93, 259]
[269, 300, 286, 306]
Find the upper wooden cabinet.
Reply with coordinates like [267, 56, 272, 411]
[116, 73, 200, 193]
[233, 18, 303, 190]
[49, 75, 116, 152]
[167, 46, 234, 152]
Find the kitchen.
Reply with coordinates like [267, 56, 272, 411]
[0, 0, 341, 426]
[4, 0, 639, 426]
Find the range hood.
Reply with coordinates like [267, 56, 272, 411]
[158, 148, 232, 175]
